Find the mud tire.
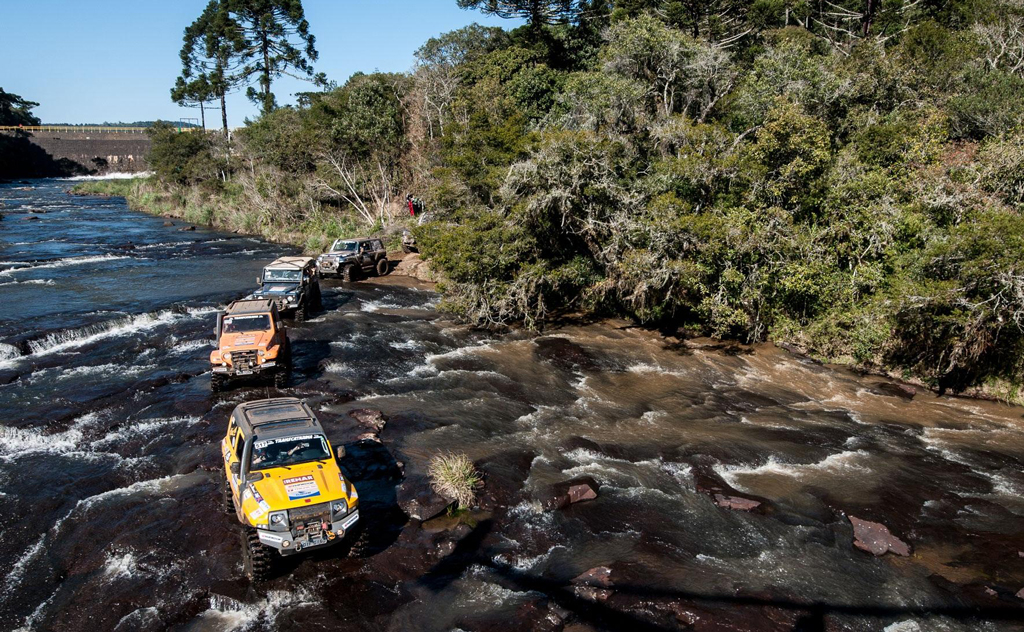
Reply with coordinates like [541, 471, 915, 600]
[273, 366, 289, 389]
[375, 258, 390, 276]
[346, 523, 372, 558]
[295, 304, 307, 323]
[342, 265, 356, 283]
[243, 528, 274, 582]
[221, 479, 235, 516]
[211, 373, 226, 392]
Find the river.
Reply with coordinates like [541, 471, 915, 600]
[0, 179, 1022, 632]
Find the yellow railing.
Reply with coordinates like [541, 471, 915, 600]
[0, 126, 203, 133]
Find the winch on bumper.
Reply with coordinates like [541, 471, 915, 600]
[255, 501, 360, 555]
[212, 350, 276, 377]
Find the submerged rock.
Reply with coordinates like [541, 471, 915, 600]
[179, 225, 196, 231]
[544, 476, 599, 509]
[873, 381, 917, 400]
[849, 516, 911, 556]
[534, 337, 599, 372]
[163, 220, 174, 227]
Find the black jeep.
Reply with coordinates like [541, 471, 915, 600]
[316, 238, 390, 281]
[250, 256, 322, 322]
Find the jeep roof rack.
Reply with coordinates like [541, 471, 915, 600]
[233, 397, 324, 438]
[265, 256, 315, 270]
[224, 299, 276, 315]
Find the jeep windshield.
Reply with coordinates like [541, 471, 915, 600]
[263, 269, 301, 282]
[330, 240, 358, 253]
[223, 314, 271, 333]
[250, 434, 331, 470]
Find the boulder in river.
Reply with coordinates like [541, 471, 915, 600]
[872, 381, 917, 400]
[397, 476, 452, 521]
[572, 566, 614, 602]
[544, 476, 599, 509]
[163, 221, 174, 227]
[349, 408, 387, 434]
[22, 215, 40, 221]
[179, 225, 196, 232]
[849, 516, 911, 556]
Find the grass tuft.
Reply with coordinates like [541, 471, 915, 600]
[427, 452, 481, 509]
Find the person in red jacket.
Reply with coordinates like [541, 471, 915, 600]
[407, 194, 416, 217]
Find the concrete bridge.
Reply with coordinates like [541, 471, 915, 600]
[0, 126, 157, 178]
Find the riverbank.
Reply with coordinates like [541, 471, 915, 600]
[64, 176, 1024, 405]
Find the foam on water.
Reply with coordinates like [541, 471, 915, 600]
[714, 450, 873, 491]
[0, 254, 132, 278]
[25, 307, 215, 359]
[196, 588, 316, 631]
[59, 172, 153, 181]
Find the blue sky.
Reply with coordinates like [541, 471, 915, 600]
[0, 0, 518, 126]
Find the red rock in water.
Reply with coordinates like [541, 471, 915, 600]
[573, 566, 613, 588]
[849, 516, 911, 556]
[544, 477, 600, 509]
[572, 566, 614, 602]
[349, 408, 388, 433]
[568, 482, 598, 504]
[713, 494, 761, 511]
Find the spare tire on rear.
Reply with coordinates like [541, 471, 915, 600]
[375, 258, 389, 276]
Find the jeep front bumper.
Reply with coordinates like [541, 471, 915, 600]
[212, 360, 276, 376]
[256, 510, 360, 555]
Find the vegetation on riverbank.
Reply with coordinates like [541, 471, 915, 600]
[112, 0, 1024, 396]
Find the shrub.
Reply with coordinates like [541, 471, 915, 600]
[427, 452, 482, 508]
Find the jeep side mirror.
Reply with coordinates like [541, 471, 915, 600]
[215, 312, 223, 344]
[256, 276, 261, 285]
[335, 445, 346, 460]
[230, 462, 240, 476]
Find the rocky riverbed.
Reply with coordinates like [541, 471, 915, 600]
[1, 179, 1023, 632]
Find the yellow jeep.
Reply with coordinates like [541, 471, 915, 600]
[210, 299, 291, 391]
[221, 397, 360, 580]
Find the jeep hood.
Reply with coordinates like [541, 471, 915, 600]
[219, 329, 274, 350]
[250, 461, 350, 510]
[256, 283, 299, 296]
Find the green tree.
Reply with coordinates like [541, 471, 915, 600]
[457, 0, 583, 27]
[228, 0, 324, 114]
[177, 0, 247, 134]
[147, 121, 221, 185]
[0, 88, 40, 126]
[170, 75, 215, 131]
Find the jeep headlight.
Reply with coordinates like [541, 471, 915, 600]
[258, 349, 265, 357]
[223, 352, 232, 361]
[269, 511, 286, 526]
[287, 296, 296, 303]
[332, 501, 347, 516]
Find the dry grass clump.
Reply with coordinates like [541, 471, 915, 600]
[427, 452, 481, 508]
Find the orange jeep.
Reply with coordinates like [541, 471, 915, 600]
[211, 299, 292, 391]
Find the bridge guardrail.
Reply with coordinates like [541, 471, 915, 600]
[0, 126, 204, 134]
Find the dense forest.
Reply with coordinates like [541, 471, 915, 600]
[130, 0, 1024, 395]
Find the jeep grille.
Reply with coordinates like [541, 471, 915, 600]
[232, 350, 258, 370]
[289, 502, 330, 531]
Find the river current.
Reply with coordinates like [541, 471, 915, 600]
[0, 179, 1022, 632]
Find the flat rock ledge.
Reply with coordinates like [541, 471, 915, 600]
[849, 516, 911, 557]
